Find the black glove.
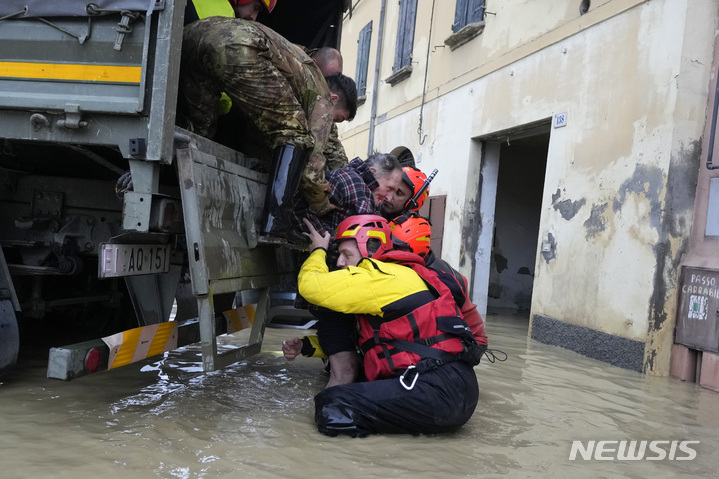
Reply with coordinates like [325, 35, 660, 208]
[115, 171, 133, 199]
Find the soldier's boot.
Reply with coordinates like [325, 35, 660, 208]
[260, 145, 308, 239]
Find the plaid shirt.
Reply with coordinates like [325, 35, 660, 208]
[294, 157, 380, 236]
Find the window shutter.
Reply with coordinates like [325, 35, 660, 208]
[393, 0, 407, 71]
[468, 0, 485, 24]
[402, 0, 417, 69]
[452, 0, 470, 33]
[393, 0, 417, 72]
[355, 21, 372, 97]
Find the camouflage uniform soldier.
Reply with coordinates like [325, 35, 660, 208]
[179, 17, 357, 238]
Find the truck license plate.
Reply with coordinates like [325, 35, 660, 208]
[99, 243, 171, 278]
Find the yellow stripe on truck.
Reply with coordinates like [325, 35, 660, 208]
[103, 322, 178, 370]
[0, 61, 142, 83]
[223, 304, 256, 334]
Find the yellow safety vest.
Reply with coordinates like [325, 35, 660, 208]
[192, 0, 234, 19]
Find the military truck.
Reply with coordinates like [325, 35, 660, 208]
[0, 0, 346, 379]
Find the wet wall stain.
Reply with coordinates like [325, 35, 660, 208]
[645, 240, 670, 373]
[664, 140, 700, 237]
[494, 253, 508, 273]
[610, 165, 666, 368]
[644, 348, 658, 373]
[643, 140, 700, 373]
[613, 164, 663, 229]
[553, 198, 586, 220]
[596, 142, 699, 373]
[584, 203, 608, 238]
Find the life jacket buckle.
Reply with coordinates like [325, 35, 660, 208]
[399, 364, 419, 391]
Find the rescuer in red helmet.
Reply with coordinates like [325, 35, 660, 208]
[292, 215, 483, 437]
[230, 0, 276, 20]
[284, 212, 489, 365]
[376, 165, 433, 218]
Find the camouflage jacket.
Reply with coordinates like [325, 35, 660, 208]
[180, 17, 348, 215]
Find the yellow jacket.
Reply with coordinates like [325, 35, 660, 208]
[298, 248, 429, 317]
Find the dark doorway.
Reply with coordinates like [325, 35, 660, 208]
[487, 133, 549, 313]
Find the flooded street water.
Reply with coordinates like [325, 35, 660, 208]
[2, 311, 718, 479]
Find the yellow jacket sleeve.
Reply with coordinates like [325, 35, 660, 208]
[301, 335, 326, 359]
[298, 249, 429, 316]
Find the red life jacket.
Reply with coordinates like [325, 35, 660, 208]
[358, 250, 473, 381]
[425, 252, 488, 346]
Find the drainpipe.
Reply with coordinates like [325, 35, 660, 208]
[706, 68, 719, 169]
[367, 0, 387, 157]
[417, 0, 436, 145]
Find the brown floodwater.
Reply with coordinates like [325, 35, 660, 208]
[1, 311, 718, 478]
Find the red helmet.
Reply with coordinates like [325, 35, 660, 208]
[390, 213, 432, 258]
[401, 166, 429, 211]
[231, 0, 276, 13]
[335, 215, 393, 259]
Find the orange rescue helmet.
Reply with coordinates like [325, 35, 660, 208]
[401, 166, 429, 211]
[231, 0, 276, 13]
[390, 213, 432, 258]
[335, 215, 393, 259]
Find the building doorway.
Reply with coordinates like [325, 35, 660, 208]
[472, 125, 549, 319]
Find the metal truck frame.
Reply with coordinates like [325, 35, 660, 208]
[0, 0, 343, 379]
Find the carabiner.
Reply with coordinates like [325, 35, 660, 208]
[399, 364, 419, 391]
